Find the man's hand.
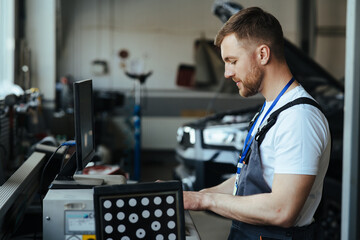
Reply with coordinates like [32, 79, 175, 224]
[183, 176, 235, 211]
[183, 191, 211, 211]
[183, 191, 202, 210]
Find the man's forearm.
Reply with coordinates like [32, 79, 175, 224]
[183, 174, 315, 228]
[184, 190, 282, 225]
[206, 192, 288, 226]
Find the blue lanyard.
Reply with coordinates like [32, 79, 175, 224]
[239, 77, 295, 164]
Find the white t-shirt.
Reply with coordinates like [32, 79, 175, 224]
[251, 85, 331, 227]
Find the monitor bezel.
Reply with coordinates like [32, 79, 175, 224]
[73, 79, 96, 172]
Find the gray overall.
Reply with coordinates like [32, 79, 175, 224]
[228, 98, 323, 240]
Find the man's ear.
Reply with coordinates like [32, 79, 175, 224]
[257, 44, 270, 65]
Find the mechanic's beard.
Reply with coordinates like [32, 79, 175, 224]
[239, 64, 263, 97]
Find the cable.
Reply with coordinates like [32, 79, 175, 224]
[38, 140, 76, 198]
[38, 145, 63, 196]
[59, 144, 70, 171]
[61, 140, 75, 146]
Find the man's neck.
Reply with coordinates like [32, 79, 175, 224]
[260, 64, 298, 102]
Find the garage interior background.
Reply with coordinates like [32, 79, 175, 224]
[2, 0, 358, 239]
[23, 0, 346, 150]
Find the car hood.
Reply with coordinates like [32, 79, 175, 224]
[284, 39, 344, 94]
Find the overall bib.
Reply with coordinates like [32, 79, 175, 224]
[228, 97, 323, 240]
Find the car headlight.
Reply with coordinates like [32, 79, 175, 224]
[177, 126, 196, 147]
[177, 127, 184, 143]
[203, 123, 248, 150]
[184, 126, 196, 144]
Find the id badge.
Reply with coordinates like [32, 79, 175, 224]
[233, 162, 243, 195]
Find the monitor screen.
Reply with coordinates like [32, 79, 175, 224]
[73, 79, 95, 172]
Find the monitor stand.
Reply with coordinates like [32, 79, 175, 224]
[49, 153, 127, 189]
[50, 153, 105, 189]
[50, 177, 105, 189]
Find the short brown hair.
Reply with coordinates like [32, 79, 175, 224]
[214, 7, 285, 60]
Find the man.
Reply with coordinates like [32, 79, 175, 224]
[183, 7, 331, 240]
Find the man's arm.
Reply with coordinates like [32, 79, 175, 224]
[183, 173, 315, 228]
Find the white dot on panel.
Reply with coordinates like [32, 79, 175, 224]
[116, 199, 124, 208]
[136, 228, 146, 239]
[168, 233, 176, 240]
[166, 196, 174, 204]
[151, 221, 161, 231]
[154, 196, 162, 205]
[118, 224, 126, 233]
[117, 212, 125, 221]
[167, 221, 176, 229]
[104, 213, 112, 221]
[105, 225, 113, 234]
[154, 209, 163, 218]
[167, 208, 175, 217]
[103, 200, 112, 209]
[121, 237, 130, 240]
[129, 198, 137, 207]
[141, 197, 150, 206]
[156, 234, 164, 240]
[142, 210, 150, 218]
[106, 238, 113, 240]
[129, 213, 139, 223]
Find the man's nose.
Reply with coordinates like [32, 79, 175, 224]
[224, 67, 234, 78]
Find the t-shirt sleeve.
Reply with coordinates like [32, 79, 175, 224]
[272, 106, 328, 175]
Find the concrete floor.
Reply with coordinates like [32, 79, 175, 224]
[140, 152, 232, 239]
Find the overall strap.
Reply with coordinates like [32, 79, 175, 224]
[247, 105, 264, 131]
[255, 97, 324, 146]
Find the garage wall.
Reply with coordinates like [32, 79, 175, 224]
[315, 0, 347, 80]
[24, 0, 347, 97]
[57, 0, 301, 92]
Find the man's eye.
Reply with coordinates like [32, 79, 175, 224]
[231, 61, 237, 65]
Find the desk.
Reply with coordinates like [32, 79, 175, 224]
[43, 177, 200, 240]
[184, 210, 201, 240]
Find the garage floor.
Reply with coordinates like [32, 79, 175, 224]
[140, 151, 232, 239]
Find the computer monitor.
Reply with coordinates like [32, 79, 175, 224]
[73, 79, 96, 172]
[53, 79, 96, 184]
